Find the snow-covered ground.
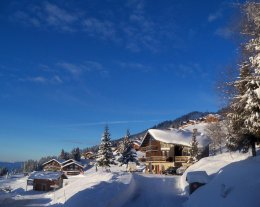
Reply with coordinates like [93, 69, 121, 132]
[181, 150, 260, 207]
[0, 165, 186, 207]
[180, 151, 252, 194]
[2, 150, 260, 207]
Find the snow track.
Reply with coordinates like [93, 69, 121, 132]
[112, 173, 187, 207]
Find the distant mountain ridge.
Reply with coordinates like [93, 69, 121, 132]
[127, 111, 213, 140]
[0, 162, 23, 171]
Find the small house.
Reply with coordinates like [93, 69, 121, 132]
[42, 159, 64, 171]
[83, 152, 95, 159]
[42, 159, 84, 176]
[61, 161, 84, 175]
[28, 171, 67, 191]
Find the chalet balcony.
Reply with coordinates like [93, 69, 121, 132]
[146, 156, 166, 162]
[143, 146, 159, 152]
[175, 156, 190, 163]
[146, 156, 190, 163]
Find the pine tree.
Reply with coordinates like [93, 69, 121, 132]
[118, 130, 139, 168]
[71, 147, 81, 161]
[227, 2, 260, 156]
[96, 126, 114, 168]
[117, 129, 131, 154]
[190, 129, 199, 162]
[59, 149, 66, 160]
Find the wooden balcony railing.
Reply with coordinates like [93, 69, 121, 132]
[146, 156, 166, 161]
[146, 156, 191, 162]
[175, 156, 190, 163]
[143, 146, 159, 152]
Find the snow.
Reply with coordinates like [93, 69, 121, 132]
[1, 150, 260, 207]
[186, 171, 210, 184]
[183, 153, 260, 207]
[180, 151, 251, 193]
[0, 164, 187, 207]
[42, 159, 65, 166]
[147, 122, 211, 147]
[28, 171, 66, 180]
[136, 150, 145, 158]
[62, 161, 84, 168]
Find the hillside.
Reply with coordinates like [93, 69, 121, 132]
[83, 111, 214, 153]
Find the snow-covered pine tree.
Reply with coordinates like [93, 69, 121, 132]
[190, 129, 199, 162]
[227, 2, 260, 156]
[117, 130, 131, 154]
[96, 126, 114, 168]
[118, 130, 139, 168]
[206, 121, 227, 154]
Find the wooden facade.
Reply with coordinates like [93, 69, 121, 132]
[83, 152, 95, 159]
[141, 133, 191, 174]
[62, 162, 84, 175]
[28, 171, 67, 191]
[42, 159, 84, 176]
[33, 178, 63, 191]
[42, 159, 63, 171]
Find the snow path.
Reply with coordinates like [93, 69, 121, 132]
[0, 170, 188, 207]
[119, 174, 188, 207]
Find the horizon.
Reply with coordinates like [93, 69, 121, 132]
[0, 0, 241, 162]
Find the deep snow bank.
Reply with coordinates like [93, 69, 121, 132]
[184, 155, 260, 207]
[180, 151, 251, 194]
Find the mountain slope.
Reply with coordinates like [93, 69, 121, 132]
[84, 111, 214, 152]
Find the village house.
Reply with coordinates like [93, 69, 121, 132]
[61, 160, 84, 175]
[83, 152, 95, 159]
[42, 158, 84, 175]
[42, 159, 65, 171]
[27, 171, 68, 191]
[140, 124, 211, 174]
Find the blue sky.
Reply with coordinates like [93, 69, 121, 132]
[0, 0, 241, 161]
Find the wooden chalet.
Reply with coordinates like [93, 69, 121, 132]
[42, 159, 84, 175]
[140, 127, 210, 174]
[83, 152, 95, 159]
[61, 161, 84, 175]
[27, 171, 67, 191]
[42, 159, 64, 171]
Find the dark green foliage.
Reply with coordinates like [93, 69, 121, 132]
[0, 167, 8, 176]
[71, 147, 81, 161]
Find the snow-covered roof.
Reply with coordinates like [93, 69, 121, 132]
[28, 171, 67, 180]
[62, 159, 75, 165]
[42, 159, 65, 166]
[62, 161, 84, 169]
[143, 123, 211, 148]
[186, 171, 210, 184]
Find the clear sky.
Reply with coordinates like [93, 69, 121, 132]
[0, 0, 241, 162]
